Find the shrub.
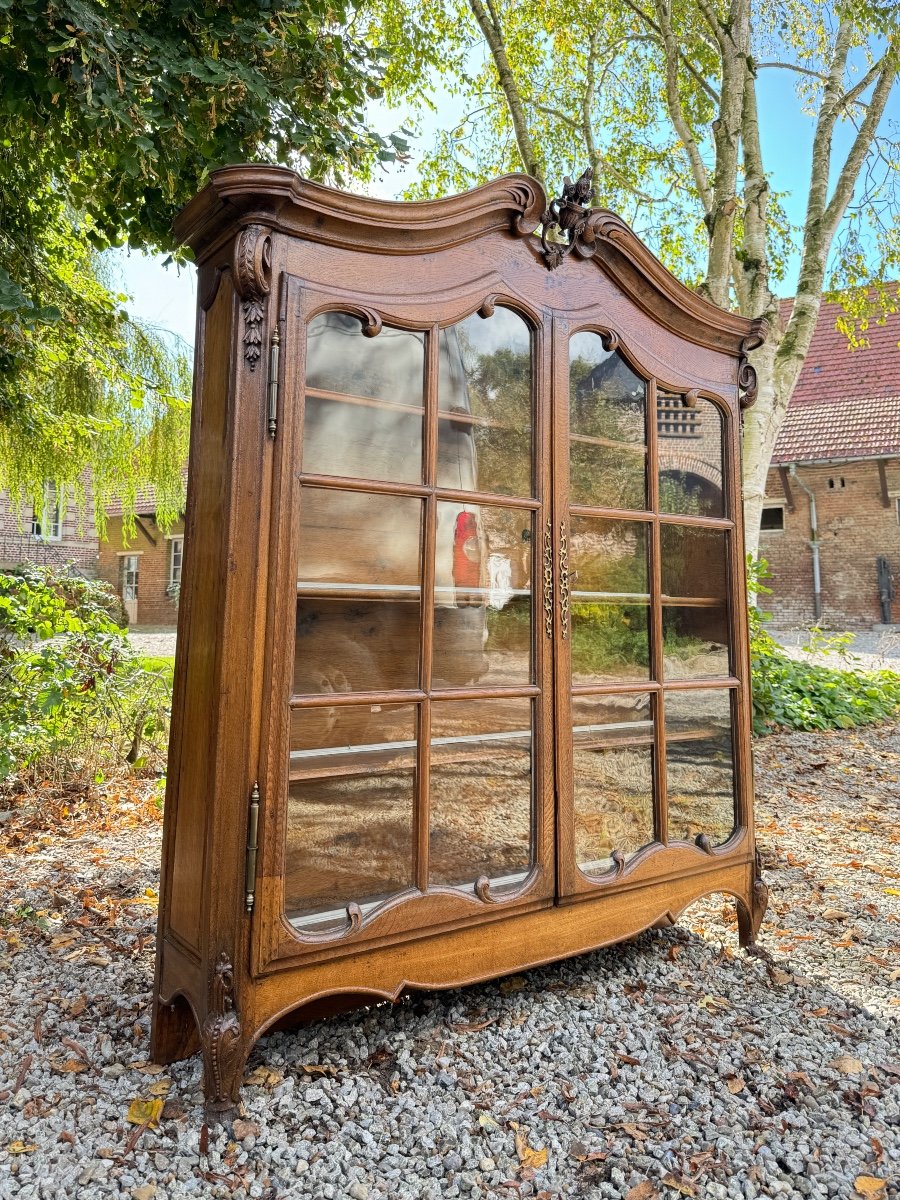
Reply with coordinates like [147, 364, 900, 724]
[748, 558, 900, 734]
[0, 566, 171, 780]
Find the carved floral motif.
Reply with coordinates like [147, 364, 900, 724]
[233, 224, 272, 370]
[201, 953, 243, 1110]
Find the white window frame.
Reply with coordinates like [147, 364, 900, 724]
[168, 536, 184, 591]
[760, 501, 786, 534]
[31, 482, 62, 542]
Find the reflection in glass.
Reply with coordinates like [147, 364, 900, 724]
[429, 699, 533, 892]
[569, 333, 646, 510]
[433, 503, 532, 688]
[660, 525, 728, 680]
[295, 488, 422, 697]
[572, 693, 655, 875]
[570, 517, 650, 684]
[666, 689, 735, 846]
[303, 312, 424, 484]
[438, 306, 533, 499]
[658, 393, 724, 517]
[286, 705, 417, 929]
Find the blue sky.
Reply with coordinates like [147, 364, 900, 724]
[113, 59, 899, 351]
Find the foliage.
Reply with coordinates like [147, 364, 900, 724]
[0, 567, 171, 780]
[1, 0, 409, 527]
[748, 558, 900, 734]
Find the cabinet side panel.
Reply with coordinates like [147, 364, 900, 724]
[167, 275, 234, 950]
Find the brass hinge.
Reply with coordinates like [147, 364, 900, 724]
[267, 327, 280, 438]
[244, 782, 260, 913]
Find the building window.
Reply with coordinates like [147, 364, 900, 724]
[31, 482, 61, 541]
[827, 476, 846, 490]
[169, 537, 184, 591]
[895, 497, 900, 526]
[760, 504, 785, 533]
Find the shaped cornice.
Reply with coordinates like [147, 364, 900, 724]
[175, 163, 768, 361]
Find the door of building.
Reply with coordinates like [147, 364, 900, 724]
[121, 554, 139, 625]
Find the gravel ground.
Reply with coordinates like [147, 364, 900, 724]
[1, 725, 899, 1200]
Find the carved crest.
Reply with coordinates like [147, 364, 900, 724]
[540, 168, 596, 269]
[233, 224, 272, 370]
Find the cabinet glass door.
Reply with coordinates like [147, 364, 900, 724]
[558, 331, 739, 894]
[283, 303, 550, 938]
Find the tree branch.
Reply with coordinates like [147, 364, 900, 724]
[468, 0, 543, 181]
[823, 58, 898, 242]
[652, 0, 714, 216]
[618, 0, 720, 103]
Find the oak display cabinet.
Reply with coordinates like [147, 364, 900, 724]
[151, 165, 769, 1112]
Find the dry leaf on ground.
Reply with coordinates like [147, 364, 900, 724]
[854, 1177, 886, 1198]
[126, 1098, 164, 1127]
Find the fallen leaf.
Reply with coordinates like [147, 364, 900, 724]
[232, 1118, 260, 1140]
[822, 908, 849, 921]
[625, 1183, 659, 1200]
[769, 969, 792, 985]
[126, 1098, 164, 1127]
[479, 1112, 500, 1132]
[883, 888, 900, 897]
[515, 1131, 549, 1170]
[449, 1016, 498, 1033]
[829, 1054, 864, 1075]
[725, 1074, 745, 1094]
[246, 1065, 282, 1088]
[147, 1078, 170, 1097]
[51, 1057, 88, 1074]
[132, 1186, 157, 1200]
[6, 1141, 37, 1154]
[854, 1177, 886, 1198]
[69, 995, 87, 1017]
[661, 1174, 697, 1197]
[500, 975, 527, 995]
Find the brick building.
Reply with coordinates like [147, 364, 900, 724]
[95, 489, 184, 627]
[0, 484, 97, 575]
[760, 300, 900, 630]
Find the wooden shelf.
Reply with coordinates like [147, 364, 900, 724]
[307, 386, 424, 416]
[570, 431, 646, 454]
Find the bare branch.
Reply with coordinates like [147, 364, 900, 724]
[754, 61, 830, 83]
[823, 59, 898, 242]
[838, 52, 892, 111]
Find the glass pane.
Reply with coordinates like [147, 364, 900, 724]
[433, 503, 532, 688]
[570, 517, 650, 684]
[658, 394, 725, 517]
[660, 525, 729, 680]
[303, 312, 424, 484]
[569, 333, 646, 510]
[438, 306, 532, 498]
[295, 488, 421, 697]
[666, 689, 736, 847]
[572, 693, 656, 875]
[286, 705, 417, 930]
[429, 699, 533, 892]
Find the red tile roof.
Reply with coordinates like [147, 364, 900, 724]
[772, 297, 900, 464]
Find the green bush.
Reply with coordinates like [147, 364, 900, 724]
[748, 558, 900, 734]
[0, 566, 171, 780]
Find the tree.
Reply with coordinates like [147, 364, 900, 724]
[1, 0, 407, 528]
[371, 0, 900, 554]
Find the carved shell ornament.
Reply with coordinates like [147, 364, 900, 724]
[234, 224, 272, 370]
